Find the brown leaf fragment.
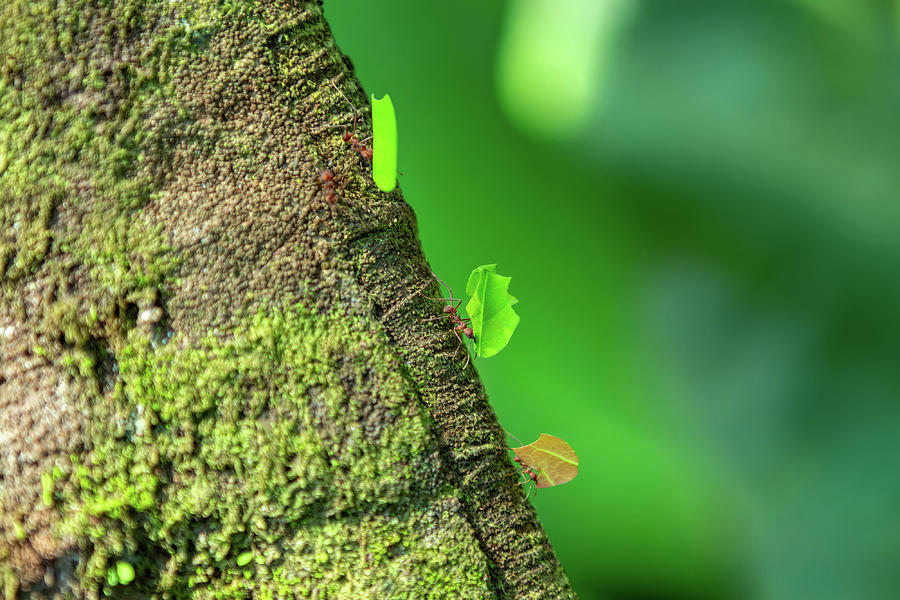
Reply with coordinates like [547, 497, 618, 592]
[511, 433, 579, 489]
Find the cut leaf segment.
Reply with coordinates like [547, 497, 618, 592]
[371, 93, 397, 192]
[465, 264, 519, 357]
[510, 433, 579, 489]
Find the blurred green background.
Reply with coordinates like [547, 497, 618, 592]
[326, 1, 900, 599]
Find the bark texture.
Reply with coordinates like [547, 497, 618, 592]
[0, 1, 576, 598]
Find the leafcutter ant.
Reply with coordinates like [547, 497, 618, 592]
[320, 168, 337, 203]
[418, 270, 475, 368]
[505, 430, 540, 502]
[513, 456, 540, 501]
[331, 81, 373, 162]
[317, 166, 371, 214]
[319, 167, 347, 208]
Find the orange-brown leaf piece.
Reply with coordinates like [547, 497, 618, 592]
[511, 433, 579, 489]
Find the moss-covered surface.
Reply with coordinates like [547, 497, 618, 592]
[0, 1, 574, 598]
[38, 307, 490, 598]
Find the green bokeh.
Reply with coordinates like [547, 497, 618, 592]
[326, 1, 900, 599]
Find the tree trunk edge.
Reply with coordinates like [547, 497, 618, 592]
[0, 1, 577, 598]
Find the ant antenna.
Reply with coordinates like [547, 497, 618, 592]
[504, 429, 525, 446]
[330, 81, 375, 162]
[330, 81, 359, 135]
[429, 269, 454, 299]
[330, 81, 360, 118]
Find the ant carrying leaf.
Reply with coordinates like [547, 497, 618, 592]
[419, 270, 476, 368]
[418, 265, 519, 366]
[330, 81, 373, 162]
[507, 432, 579, 501]
[330, 82, 398, 192]
[465, 264, 520, 358]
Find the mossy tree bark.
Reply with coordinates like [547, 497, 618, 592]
[0, 2, 576, 598]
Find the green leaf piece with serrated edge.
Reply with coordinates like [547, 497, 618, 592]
[465, 264, 520, 358]
[371, 93, 397, 192]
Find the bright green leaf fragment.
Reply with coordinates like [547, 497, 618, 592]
[465, 264, 520, 357]
[106, 567, 119, 587]
[116, 560, 135, 585]
[371, 93, 397, 192]
[236, 551, 253, 566]
[41, 471, 54, 506]
[511, 433, 579, 489]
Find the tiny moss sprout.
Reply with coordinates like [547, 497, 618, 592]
[105, 560, 135, 587]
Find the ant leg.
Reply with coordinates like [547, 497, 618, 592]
[433, 298, 463, 310]
[331, 80, 357, 114]
[451, 329, 473, 370]
[432, 298, 462, 309]
[383, 277, 437, 319]
[435, 329, 465, 362]
[523, 481, 534, 502]
[418, 314, 451, 323]
[516, 467, 531, 495]
[430, 270, 455, 303]
[330, 80, 365, 143]
[454, 334, 472, 369]
[505, 430, 526, 446]
[452, 328, 464, 354]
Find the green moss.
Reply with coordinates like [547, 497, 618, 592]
[47, 305, 490, 597]
[116, 560, 135, 585]
[1, 0, 511, 596]
[11, 523, 25, 542]
[0, 1, 183, 350]
[2, 565, 18, 600]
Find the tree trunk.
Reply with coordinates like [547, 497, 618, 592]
[0, 2, 575, 598]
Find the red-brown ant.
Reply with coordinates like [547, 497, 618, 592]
[342, 130, 373, 161]
[318, 166, 371, 214]
[513, 456, 540, 501]
[418, 271, 476, 367]
[319, 168, 337, 203]
[331, 82, 373, 162]
[505, 430, 541, 502]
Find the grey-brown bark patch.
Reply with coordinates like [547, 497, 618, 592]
[0, 314, 83, 590]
